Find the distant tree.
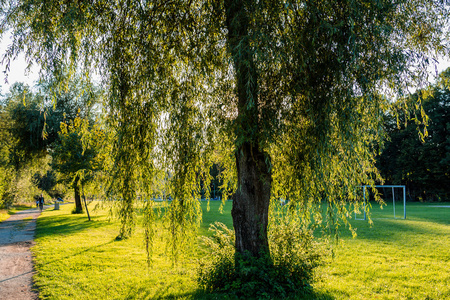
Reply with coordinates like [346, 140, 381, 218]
[3, 83, 47, 170]
[378, 69, 450, 201]
[51, 117, 103, 213]
[0, 78, 102, 206]
[3, 78, 100, 167]
[0, 83, 46, 206]
[0, 95, 13, 207]
[31, 169, 65, 199]
[31, 170, 56, 193]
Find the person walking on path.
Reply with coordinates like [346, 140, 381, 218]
[38, 194, 44, 212]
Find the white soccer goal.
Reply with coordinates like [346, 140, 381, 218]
[355, 185, 406, 220]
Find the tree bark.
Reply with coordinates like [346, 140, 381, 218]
[225, 0, 272, 259]
[233, 143, 272, 258]
[74, 179, 83, 213]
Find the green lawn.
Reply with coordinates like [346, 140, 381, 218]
[0, 203, 35, 223]
[32, 201, 450, 299]
[314, 202, 450, 300]
[33, 201, 231, 300]
[0, 210, 9, 222]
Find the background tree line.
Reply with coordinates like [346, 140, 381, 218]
[377, 69, 450, 202]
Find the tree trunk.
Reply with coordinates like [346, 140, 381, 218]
[82, 185, 91, 221]
[225, 0, 272, 259]
[233, 143, 272, 258]
[74, 179, 83, 213]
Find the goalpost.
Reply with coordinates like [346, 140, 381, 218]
[355, 185, 406, 220]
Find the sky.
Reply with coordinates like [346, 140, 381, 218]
[0, 40, 40, 94]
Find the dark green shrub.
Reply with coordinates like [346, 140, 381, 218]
[197, 220, 325, 299]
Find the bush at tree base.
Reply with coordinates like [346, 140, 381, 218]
[197, 222, 326, 299]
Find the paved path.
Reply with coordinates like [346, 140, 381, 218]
[0, 206, 50, 300]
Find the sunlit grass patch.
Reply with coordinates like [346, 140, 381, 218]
[32, 201, 232, 299]
[32, 201, 450, 299]
[0, 209, 9, 222]
[314, 202, 450, 300]
[0, 203, 35, 223]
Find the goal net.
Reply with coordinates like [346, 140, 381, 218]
[355, 185, 406, 220]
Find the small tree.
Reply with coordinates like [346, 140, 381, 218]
[0, 80, 101, 206]
[51, 117, 102, 214]
[31, 169, 66, 199]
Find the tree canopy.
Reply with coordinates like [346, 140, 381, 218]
[0, 78, 100, 168]
[1, 0, 449, 295]
[51, 116, 104, 213]
[0, 78, 102, 208]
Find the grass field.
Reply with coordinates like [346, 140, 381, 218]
[314, 202, 450, 299]
[0, 203, 35, 222]
[32, 201, 450, 299]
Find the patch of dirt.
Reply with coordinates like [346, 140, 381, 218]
[0, 207, 47, 300]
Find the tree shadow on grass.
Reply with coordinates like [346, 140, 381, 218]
[123, 284, 335, 300]
[403, 207, 450, 226]
[37, 239, 116, 268]
[357, 202, 450, 227]
[348, 217, 449, 244]
[35, 212, 107, 238]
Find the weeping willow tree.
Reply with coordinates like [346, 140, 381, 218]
[1, 0, 448, 269]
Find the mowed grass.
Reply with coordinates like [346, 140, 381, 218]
[0, 209, 9, 222]
[32, 201, 450, 299]
[314, 202, 450, 300]
[32, 201, 233, 300]
[0, 203, 35, 223]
